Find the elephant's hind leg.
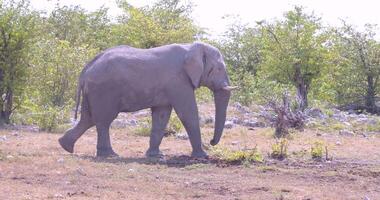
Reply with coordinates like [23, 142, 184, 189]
[146, 106, 172, 157]
[95, 122, 118, 157]
[59, 111, 94, 153]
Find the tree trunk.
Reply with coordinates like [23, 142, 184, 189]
[294, 63, 308, 111]
[365, 74, 377, 114]
[0, 86, 13, 124]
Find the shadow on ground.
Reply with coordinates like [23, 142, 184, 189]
[73, 154, 226, 168]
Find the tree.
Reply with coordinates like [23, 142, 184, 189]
[333, 22, 380, 113]
[47, 4, 111, 50]
[218, 19, 262, 105]
[113, 0, 202, 48]
[0, 0, 36, 123]
[259, 6, 329, 110]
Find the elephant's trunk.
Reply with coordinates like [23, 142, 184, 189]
[210, 89, 231, 146]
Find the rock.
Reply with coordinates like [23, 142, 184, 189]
[336, 141, 342, 145]
[11, 132, 19, 136]
[233, 102, 250, 114]
[200, 116, 214, 125]
[306, 108, 326, 119]
[364, 196, 371, 200]
[111, 119, 128, 129]
[354, 118, 378, 125]
[342, 121, 352, 127]
[339, 129, 355, 136]
[241, 119, 266, 128]
[176, 132, 189, 140]
[128, 119, 138, 126]
[76, 168, 86, 176]
[224, 121, 234, 129]
[111, 119, 139, 129]
[230, 117, 240, 124]
[306, 120, 319, 128]
[332, 112, 348, 122]
[0, 135, 7, 142]
[231, 141, 239, 145]
[57, 158, 64, 164]
[133, 110, 150, 117]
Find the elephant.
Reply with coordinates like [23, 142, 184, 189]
[58, 41, 236, 158]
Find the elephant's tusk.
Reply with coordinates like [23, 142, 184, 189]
[222, 86, 238, 91]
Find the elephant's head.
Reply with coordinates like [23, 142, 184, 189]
[184, 42, 236, 146]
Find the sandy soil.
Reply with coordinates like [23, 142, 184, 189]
[0, 119, 380, 200]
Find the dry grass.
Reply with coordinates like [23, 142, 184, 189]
[1, 115, 380, 199]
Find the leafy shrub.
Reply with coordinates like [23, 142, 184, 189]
[271, 138, 288, 160]
[195, 87, 212, 103]
[134, 118, 151, 137]
[166, 113, 183, 135]
[12, 103, 72, 132]
[311, 140, 325, 161]
[38, 106, 71, 132]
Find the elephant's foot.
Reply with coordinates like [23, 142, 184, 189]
[191, 149, 208, 159]
[145, 148, 164, 158]
[58, 136, 74, 153]
[96, 148, 119, 158]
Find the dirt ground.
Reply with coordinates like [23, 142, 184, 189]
[1, 115, 380, 200]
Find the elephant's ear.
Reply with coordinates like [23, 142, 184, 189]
[184, 43, 205, 88]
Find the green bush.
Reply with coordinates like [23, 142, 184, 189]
[271, 138, 288, 160]
[166, 113, 183, 135]
[311, 140, 325, 161]
[12, 103, 72, 133]
[195, 87, 213, 103]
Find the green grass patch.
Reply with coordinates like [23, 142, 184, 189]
[211, 146, 264, 165]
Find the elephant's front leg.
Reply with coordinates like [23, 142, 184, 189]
[146, 106, 172, 157]
[171, 91, 207, 158]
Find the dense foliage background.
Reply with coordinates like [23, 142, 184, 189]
[0, 0, 379, 131]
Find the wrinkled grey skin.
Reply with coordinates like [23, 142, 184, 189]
[58, 42, 232, 158]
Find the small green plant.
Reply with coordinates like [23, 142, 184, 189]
[211, 146, 264, 164]
[166, 114, 183, 135]
[271, 138, 288, 160]
[330, 122, 345, 131]
[134, 118, 151, 137]
[311, 140, 325, 161]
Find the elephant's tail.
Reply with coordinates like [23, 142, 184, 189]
[74, 82, 82, 120]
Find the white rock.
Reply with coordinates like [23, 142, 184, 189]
[224, 121, 234, 129]
[0, 135, 7, 142]
[339, 129, 355, 136]
[176, 132, 189, 140]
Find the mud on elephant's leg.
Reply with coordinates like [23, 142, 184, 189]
[96, 122, 118, 157]
[146, 106, 172, 158]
